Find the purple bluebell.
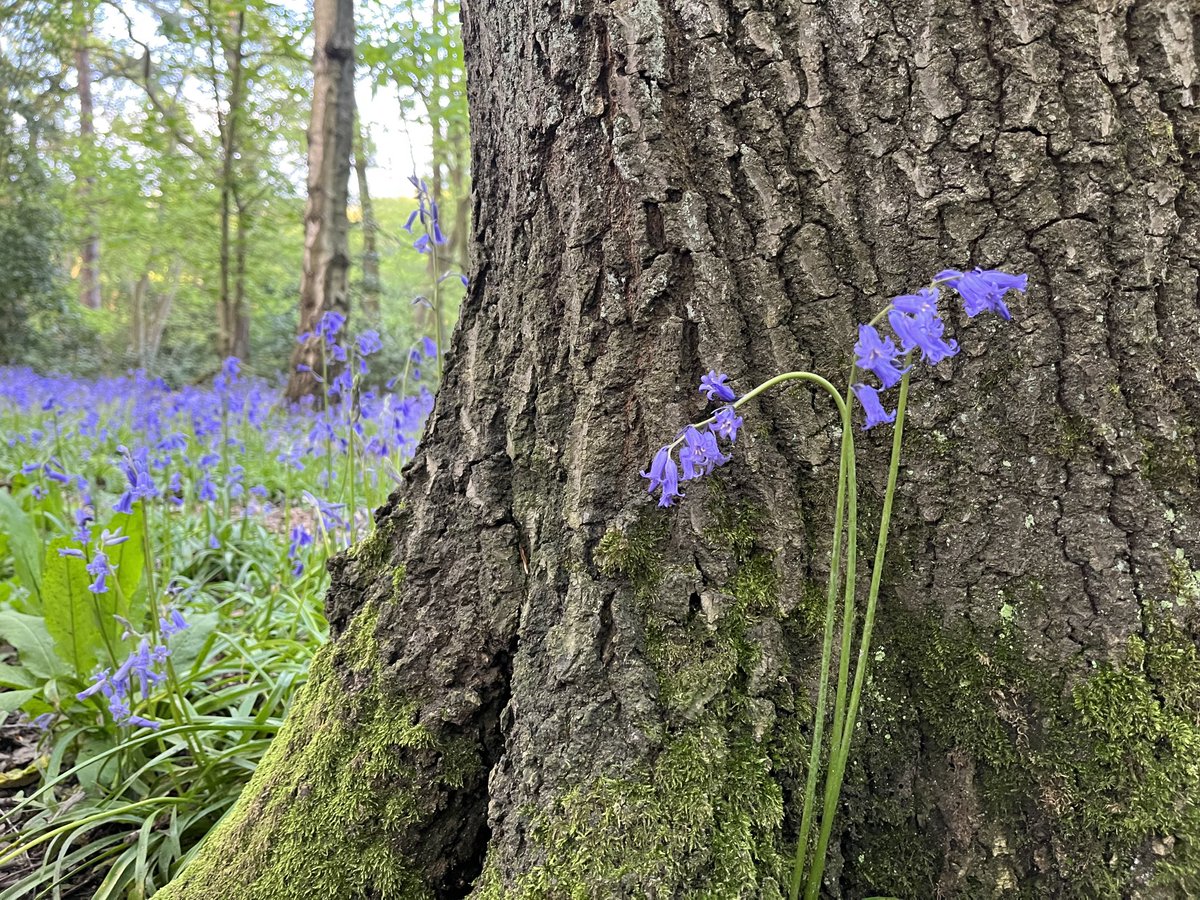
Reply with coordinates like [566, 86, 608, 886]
[891, 287, 939, 317]
[197, 476, 218, 502]
[711, 406, 743, 442]
[679, 426, 731, 480]
[641, 446, 683, 507]
[888, 309, 959, 365]
[422, 337, 437, 359]
[43, 462, 70, 484]
[317, 310, 347, 343]
[357, 330, 383, 357]
[937, 268, 1026, 320]
[85, 550, 113, 594]
[214, 356, 240, 392]
[852, 384, 896, 430]
[700, 371, 737, 403]
[289, 525, 314, 576]
[853, 324, 907, 388]
[159, 607, 188, 638]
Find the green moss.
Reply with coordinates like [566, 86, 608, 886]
[159, 600, 478, 900]
[477, 494, 800, 898]
[594, 516, 668, 593]
[851, 594, 1200, 898]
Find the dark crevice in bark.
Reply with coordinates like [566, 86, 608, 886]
[439, 636, 518, 900]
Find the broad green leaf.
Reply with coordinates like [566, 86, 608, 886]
[106, 507, 147, 622]
[42, 537, 121, 678]
[0, 610, 66, 679]
[0, 663, 36, 689]
[0, 686, 38, 713]
[169, 611, 220, 676]
[0, 491, 43, 605]
[74, 732, 119, 794]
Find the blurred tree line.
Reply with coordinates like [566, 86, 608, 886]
[0, 0, 468, 387]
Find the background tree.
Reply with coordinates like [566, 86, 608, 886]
[72, 0, 101, 311]
[353, 118, 383, 320]
[287, 0, 356, 401]
[157, 0, 1200, 898]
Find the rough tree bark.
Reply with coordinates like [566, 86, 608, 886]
[162, 0, 1199, 898]
[287, 0, 356, 401]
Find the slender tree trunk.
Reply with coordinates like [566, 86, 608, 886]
[215, 10, 246, 361]
[161, 1, 1200, 898]
[286, 0, 355, 401]
[74, 6, 100, 311]
[146, 257, 182, 369]
[354, 119, 382, 320]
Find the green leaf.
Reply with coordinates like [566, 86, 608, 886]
[42, 537, 121, 678]
[0, 687, 38, 713]
[169, 611, 220, 677]
[106, 507, 146, 622]
[0, 491, 43, 605]
[0, 663, 37, 689]
[0, 610, 65, 679]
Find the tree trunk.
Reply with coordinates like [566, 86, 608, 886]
[215, 10, 246, 361]
[354, 118, 382, 320]
[74, 5, 101, 311]
[286, 0, 355, 402]
[161, 1, 1200, 898]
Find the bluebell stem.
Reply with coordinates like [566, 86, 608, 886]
[637, 268, 1027, 900]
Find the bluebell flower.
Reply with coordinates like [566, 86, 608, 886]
[422, 337, 437, 359]
[72, 507, 92, 543]
[852, 384, 896, 430]
[357, 330, 383, 357]
[641, 446, 683, 507]
[891, 287, 939, 317]
[937, 268, 1026, 320]
[317, 310, 347, 343]
[888, 309, 959, 365]
[679, 426, 730, 480]
[711, 406, 743, 441]
[700, 371, 737, 403]
[43, 462, 71, 484]
[853, 324, 908, 388]
[214, 356, 240, 392]
[289, 524, 314, 576]
[197, 476, 218, 503]
[85, 550, 113, 594]
[159, 607, 188, 638]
